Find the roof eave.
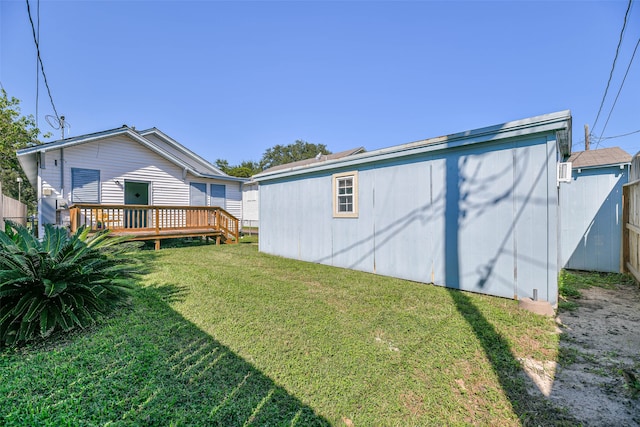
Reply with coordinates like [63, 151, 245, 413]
[574, 161, 631, 170]
[254, 111, 572, 182]
[138, 128, 228, 176]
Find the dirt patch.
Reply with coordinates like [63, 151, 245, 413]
[551, 282, 640, 426]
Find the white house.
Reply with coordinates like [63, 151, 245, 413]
[17, 126, 247, 237]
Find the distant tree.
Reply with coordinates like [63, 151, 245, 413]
[215, 158, 231, 174]
[227, 160, 261, 178]
[0, 90, 48, 214]
[259, 140, 331, 170]
[215, 159, 261, 178]
[215, 141, 331, 178]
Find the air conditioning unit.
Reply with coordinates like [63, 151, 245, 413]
[557, 162, 572, 184]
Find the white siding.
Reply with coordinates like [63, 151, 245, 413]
[223, 181, 242, 220]
[242, 183, 259, 225]
[143, 133, 221, 176]
[37, 134, 243, 230]
[62, 135, 189, 206]
[39, 149, 65, 233]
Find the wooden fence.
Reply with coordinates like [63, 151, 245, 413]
[622, 153, 640, 282]
[0, 182, 27, 229]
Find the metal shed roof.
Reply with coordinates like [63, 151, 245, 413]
[254, 110, 572, 182]
[260, 147, 366, 174]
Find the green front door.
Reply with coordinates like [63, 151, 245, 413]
[124, 181, 149, 228]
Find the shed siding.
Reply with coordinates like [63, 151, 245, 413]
[560, 165, 627, 272]
[259, 134, 559, 305]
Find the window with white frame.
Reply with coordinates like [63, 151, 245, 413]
[333, 171, 358, 217]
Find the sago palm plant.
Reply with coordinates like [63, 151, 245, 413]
[0, 222, 142, 346]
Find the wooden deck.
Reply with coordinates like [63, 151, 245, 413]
[68, 204, 239, 249]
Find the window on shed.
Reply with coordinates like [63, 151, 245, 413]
[333, 171, 358, 218]
[210, 184, 226, 209]
[190, 182, 207, 206]
[71, 168, 100, 203]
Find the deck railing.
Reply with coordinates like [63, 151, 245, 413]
[68, 204, 239, 244]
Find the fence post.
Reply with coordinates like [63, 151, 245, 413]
[622, 185, 630, 273]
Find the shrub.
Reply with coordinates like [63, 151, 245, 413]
[0, 222, 141, 346]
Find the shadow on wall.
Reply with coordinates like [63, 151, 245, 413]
[562, 170, 625, 273]
[317, 138, 554, 302]
[445, 143, 555, 299]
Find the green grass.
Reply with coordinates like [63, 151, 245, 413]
[558, 270, 635, 311]
[1, 244, 574, 426]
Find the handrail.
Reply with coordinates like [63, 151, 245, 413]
[67, 204, 239, 243]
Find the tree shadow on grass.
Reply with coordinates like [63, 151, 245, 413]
[1, 283, 330, 426]
[446, 289, 577, 426]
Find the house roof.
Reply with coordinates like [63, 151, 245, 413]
[567, 147, 631, 169]
[259, 147, 366, 175]
[254, 110, 572, 182]
[16, 126, 247, 186]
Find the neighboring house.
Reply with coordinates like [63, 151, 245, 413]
[254, 111, 573, 306]
[241, 147, 365, 229]
[560, 147, 631, 272]
[17, 126, 247, 237]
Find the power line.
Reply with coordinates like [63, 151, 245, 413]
[35, 0, 40, 130]
[596, 37, 640, 148]
[591, 0, 633, 132]
[598, 128, 640, 141]
[25, 0, 59, 121]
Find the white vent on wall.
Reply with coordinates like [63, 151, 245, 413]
[557, 162, 572, 184]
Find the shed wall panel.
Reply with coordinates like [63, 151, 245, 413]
[258, 129, 561, 305]
[560, 165, 627, 272]
[514, 140, 556, 302]
[371, 160, 433, 283]
[453, 143, 516, 299]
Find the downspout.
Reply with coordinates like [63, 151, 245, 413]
[60, 147, 64, 199]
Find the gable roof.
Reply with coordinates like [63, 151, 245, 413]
[137, 127, 227, 176]
[259, 147, 366, 175]
[254, 110, 572, 182]
[568, 147, 632, 169]
[16, 126, 246, 186]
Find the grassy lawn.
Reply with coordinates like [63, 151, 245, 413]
[1, 240, 573, 426]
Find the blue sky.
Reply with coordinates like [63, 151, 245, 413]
[1, 0, 639, 165]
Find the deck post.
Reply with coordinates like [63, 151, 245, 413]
[155, 207, 160, 235]
[70, 207, 78, 232]
[155, 239, 160, 250]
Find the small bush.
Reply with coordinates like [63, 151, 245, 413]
[0, 222, 141, 346]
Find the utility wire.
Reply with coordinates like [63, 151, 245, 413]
[598, 128, 640, 141]
[596, 37, 640, 147]
[35, 0, 40, 130]
[592, 0, 633, 132]
[25, 0, 59, 121]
